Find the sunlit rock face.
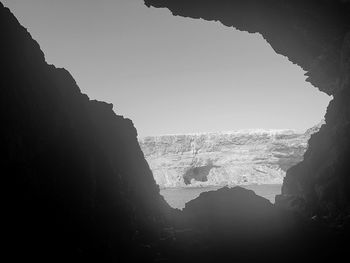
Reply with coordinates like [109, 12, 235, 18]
[139, 124, 322, 188]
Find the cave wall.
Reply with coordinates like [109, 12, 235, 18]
[144, 0, 350, 215]
[0, 2, 172, 261]
[2, 1, 349, 261]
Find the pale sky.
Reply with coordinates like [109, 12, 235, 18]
[3, 0, 331, 136]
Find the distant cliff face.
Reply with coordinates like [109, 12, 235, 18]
[139, 125, 322, 188]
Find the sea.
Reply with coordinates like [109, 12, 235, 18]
[160, 184, 282, 210]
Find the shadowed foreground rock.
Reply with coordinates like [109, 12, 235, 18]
[1, 3, 171, 261]
[160, 187, 346, 263]
[184, 187, 285, 236]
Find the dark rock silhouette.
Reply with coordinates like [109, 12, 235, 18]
[2, 0, 350, 262]
[184, 187, 282, 233]
[160, 186, 345, 263]
[145, 0, 350, 227]
[1, 2, 171, 261]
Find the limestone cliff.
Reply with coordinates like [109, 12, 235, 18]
[139, 125, 322, 188]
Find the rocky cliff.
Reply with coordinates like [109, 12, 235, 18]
[144, 0, 350, 218]
[139, 125, 322, 188]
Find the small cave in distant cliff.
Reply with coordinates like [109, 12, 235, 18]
[183, 163, 219, 185]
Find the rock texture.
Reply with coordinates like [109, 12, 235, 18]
[139, 126, 322, 188]
[178, 186, 339, 263]
[144, 0, 350, 218]
[1, 3, 171, 261]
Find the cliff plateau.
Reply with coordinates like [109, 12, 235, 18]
[139, 125, 322, 188]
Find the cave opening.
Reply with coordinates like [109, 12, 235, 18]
[3, 0, 332, 210]
[3, 0, 349, 261]
[183, 162, 221, 185]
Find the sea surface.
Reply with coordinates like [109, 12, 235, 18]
[160, 184, 282, 209]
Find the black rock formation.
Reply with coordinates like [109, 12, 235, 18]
[165, 186, 345, 263]
[1, 2, 171, 261]
[183, 187, 287, 237]
[145, 0, 350, 220]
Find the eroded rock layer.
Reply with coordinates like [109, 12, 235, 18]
[139, 126, 322, 188]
